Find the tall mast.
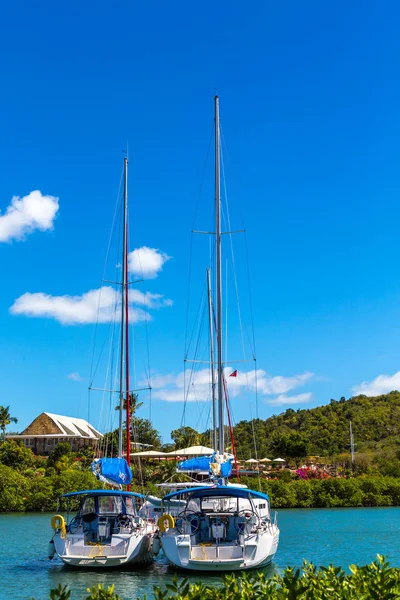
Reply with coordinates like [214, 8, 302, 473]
[124, 157, 131, 471]
[214, 95, 224, 455]
[118, 157, 128, 458]
[207, 268, 217, 451]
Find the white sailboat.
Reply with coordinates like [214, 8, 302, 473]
[157, 96, 280, 571]
[49, 157, 155, 568]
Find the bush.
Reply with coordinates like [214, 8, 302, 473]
[0, 440, 35, 470]
[32, 556, 400, 599]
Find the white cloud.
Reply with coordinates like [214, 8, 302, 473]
[268, 392, 313, 406]
[150, 368, 314, 403]
[129, 289, 173, 309]
[10, 285, 172, 325]
[351, 371, 400, 396]
[227, 370, 314, 396]
[0, 190, 59, 242]
[67, 372, 83, 382]
[128, 246, 171, 279]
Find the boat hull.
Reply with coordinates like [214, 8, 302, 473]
[53, 531, 154, 569]
[161, 529, 279, 572]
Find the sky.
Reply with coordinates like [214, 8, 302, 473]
[1, 0, 400, 444]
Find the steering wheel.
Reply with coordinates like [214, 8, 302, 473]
[175, 510, 202, 535]
[68, 516, 83, 533]
[234, 509, 260, 532]
[115, 514, 134, 533]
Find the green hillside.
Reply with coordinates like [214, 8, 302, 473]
[233, 391, 400, 460]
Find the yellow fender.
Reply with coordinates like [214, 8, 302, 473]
[51, 514, 66, 538]
[157, 513, 175, 532]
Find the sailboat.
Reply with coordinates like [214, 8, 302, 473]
[157, 97, 280, 571]
[49, 157, 155, 568]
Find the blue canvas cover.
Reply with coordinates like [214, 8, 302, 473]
[220, 458, 233, 478]
[91, 457, 132, 486]
[177, 455, 213, 472]
[178, 453, 233, 478]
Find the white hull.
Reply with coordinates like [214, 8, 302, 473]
[53, 527, 154, 568]
[161, 527, 279, 572]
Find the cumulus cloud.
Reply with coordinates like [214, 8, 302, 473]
[129, 289, 173, 309]
[149, 368, 314, 403]
[128, 246, 171, 279]
[351, 371, 400, 397]
[0, 190, 59, 242]
[67, 372, 83, 382]
[10, 285, 172, 325]
[268, 392, 312, 406]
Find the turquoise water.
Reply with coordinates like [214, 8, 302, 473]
[1, 508, 400, 599]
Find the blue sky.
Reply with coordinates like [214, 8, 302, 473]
[1, 0, 400, 443]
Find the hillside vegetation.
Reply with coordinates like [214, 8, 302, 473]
[233, 391, 400, 460]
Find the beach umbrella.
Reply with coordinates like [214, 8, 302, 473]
[245, 458, 259, 463]
[259, 458, 271, 463]
[273, 457, 285, 462]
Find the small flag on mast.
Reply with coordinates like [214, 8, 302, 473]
[229, 370, 238, 377]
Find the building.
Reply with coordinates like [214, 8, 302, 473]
[6, 412, 102, 455]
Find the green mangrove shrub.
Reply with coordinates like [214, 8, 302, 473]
[31, 556, 400, 599]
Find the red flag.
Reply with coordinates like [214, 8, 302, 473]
[229, 370, 238, 377]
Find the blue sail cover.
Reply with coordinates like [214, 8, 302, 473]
[91, 458, 132, 486]
[178, 454, 233, 478]
[220, 459, 233, 478]
[178, 456, 213, 472]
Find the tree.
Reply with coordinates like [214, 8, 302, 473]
[0, 406, 18, 440]
[170, 426, 201, 449]
[269, 431, 310, 466]
[0, 440, 35, 470]
[47, 442, 73, 472]
[131, 417, 162, 450]
[115, 393, 143, 426]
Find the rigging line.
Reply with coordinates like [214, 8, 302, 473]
[97, 306, 118, 432]
[244, 231, 257, 358]
[220, 143, 261, 475]
[220, 125, 255, 356]
[254, 359, 262, 491]
[89, 294, 120, 387]
[88, 172, 124, 386]
[103, 308, 122, 457]
[185, 276, 208, 360]
[184, 122, 214, 357]
[89, 204, 123, 388]
[185, 240, 216, 363]
[220, 148, 254, 360]
[181, 301, 208, 427]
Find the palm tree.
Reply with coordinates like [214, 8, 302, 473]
[0, 406, 18, 440]
[115, 393, 143, 420]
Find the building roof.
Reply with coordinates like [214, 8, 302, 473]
[6, 412, 103, 440]
[43, 413, 102, 439]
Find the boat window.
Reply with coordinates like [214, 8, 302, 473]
[125, 497, 136, 515]
[82, 497, 96, 515]
[98, 495, 123, 515]
[200, 496, 238, 513]
[186, 497, 201, 512]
